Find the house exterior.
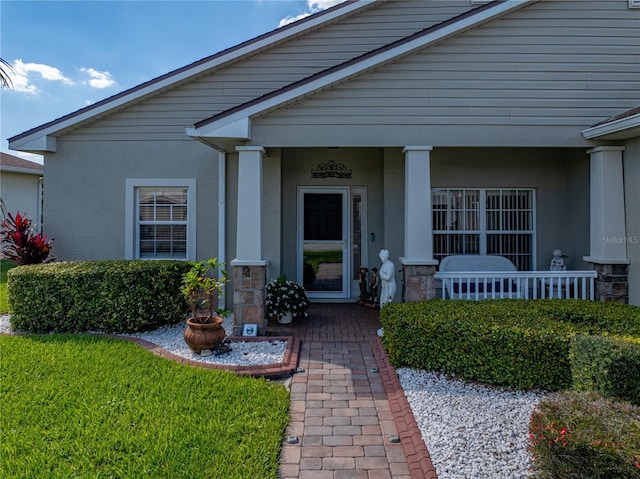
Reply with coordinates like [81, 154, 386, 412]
[0, 152, 44, 232]
[8, 0, 640, 333]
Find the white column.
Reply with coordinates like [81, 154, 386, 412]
[233, 146, 266, 265]
[400, 146, 438, 265]
[584, 146, 629, 264]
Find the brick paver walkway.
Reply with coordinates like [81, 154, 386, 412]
[110, 302, 435, 478]
[269, 304, 413, 479]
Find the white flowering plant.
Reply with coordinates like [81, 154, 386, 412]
[265, 276, 310, 321]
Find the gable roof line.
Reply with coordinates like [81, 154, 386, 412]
[188, 0, 534, 141]
[8, 0, 377, 152]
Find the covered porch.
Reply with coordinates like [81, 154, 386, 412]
[204, 142, 630, 335]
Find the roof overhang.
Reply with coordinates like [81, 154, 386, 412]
[581, 112, 640, 141]
[8, 0, 378, 154]
[8, 135, 57, 155]
[0, 165, 43, 176]
[188, 0, 534, 147]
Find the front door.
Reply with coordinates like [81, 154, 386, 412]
[298, 188, 349, 299]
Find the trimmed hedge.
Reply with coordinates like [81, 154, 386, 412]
[7, 260, 191, 333]
[529, 391, 640, 479]
[572, 335, 640, 406]
[380, 299, 640, 391]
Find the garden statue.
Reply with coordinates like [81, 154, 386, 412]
[378, 249, 397, 306]
[369, 267, 378, 305]
[550, 249, 567, 271]
[358, 266, 369, 303]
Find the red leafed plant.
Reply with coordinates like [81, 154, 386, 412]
[1, 211, 55, 265]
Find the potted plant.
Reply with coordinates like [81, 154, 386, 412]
[181, 258, 229, 354]
[265, 276, 310, 324]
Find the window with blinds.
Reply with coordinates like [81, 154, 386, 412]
[432, 188, 536, 270]
[137, 187, 188, 259]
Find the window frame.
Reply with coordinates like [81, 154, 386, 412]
[125, 178, 196, 260]
[432, 187, 537, 270]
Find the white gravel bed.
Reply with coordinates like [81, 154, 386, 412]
[397, 368, 547, 479]
[129, 321, 286, 366]
[0, 314, 286, 367]
[0, 314, 12, 334]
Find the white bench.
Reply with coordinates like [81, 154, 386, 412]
[437, 255, 519, 300]
[434, 255, 597, 300]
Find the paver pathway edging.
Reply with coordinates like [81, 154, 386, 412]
[371, 337, 438, 479]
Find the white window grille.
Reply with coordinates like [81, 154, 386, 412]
[432, 188, 536, 270]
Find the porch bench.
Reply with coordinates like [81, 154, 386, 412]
[434, 255, 597, 300]
[436, 255, 520, 300]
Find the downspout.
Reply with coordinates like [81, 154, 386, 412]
[37, 175, 44, 234]
[217, 150, 227, 310]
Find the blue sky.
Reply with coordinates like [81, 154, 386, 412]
[1, 0, 342, 162]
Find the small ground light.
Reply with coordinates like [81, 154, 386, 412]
[370, 367, 379, 374]
[388, 434, 400, 443]
[286, 435, 299, 444]
[296, 367, 305, 373]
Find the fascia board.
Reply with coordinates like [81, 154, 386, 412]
[8, 0, 377, 151]
[187, 117, 250, 140]
[192, 0, 532, 138]
[0, 166, 43, 175]
[582, 113, 640, 140]
[9, 135, 57, 154]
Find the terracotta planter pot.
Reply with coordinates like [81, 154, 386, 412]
[184, 316, 226, 354]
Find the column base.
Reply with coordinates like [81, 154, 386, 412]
[587, 262, 629, 304]
[401, 263, 438, 301]
[232, 265, 267, 335]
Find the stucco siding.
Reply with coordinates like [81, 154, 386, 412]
[253, 0, 640, 147]
[0, 172, 42, 229]
[43, 140, 219, 261]
[624, 137, 640, 305]
[430, 148, 591, 270]
[61, 0, 473, 142]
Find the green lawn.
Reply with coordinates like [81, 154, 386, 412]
[1, 334, 290, 479]
[0, 259, 17, 314]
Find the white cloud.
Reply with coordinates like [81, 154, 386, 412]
[80, 68, 116, 89]
[10, 59, 74, 94]
[279, 12, 311, 26]
[7, 60, 116, 95]
[279, 0, 346, 27]
[309, 0, 345, 9]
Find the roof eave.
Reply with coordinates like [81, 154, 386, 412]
[0, 165, 44, 175]
[581, 113, 640, 140]
[9, 135, 57, 154]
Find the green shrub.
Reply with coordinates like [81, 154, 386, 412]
[380, 299, 640, 391]
[572, 335, 640, 405]
[533, 299, 640, 336]
[529, 391, 640, 479]
[7, 260, 191, 333]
